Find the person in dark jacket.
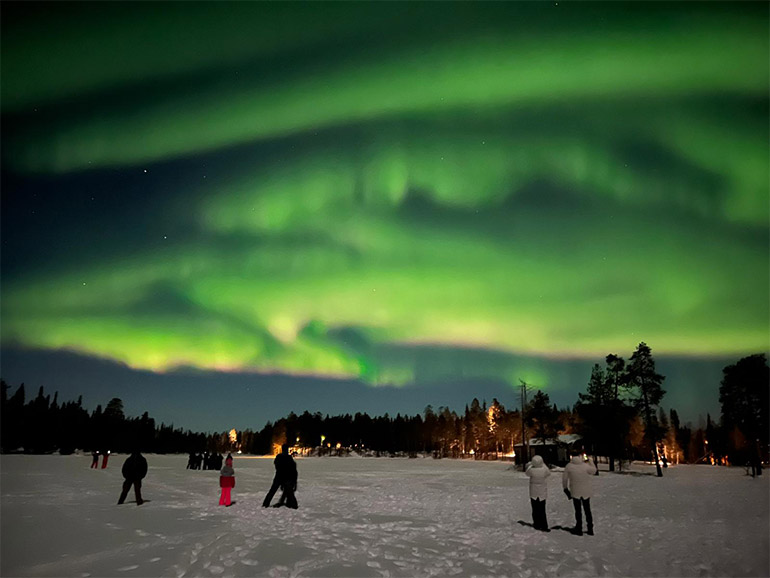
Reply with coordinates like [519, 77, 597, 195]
[117, 450, 148, 505]
[262, 444, 298, 509]
[90, 450, 99, 469]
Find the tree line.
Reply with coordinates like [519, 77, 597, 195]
[1, 343, 767, 474]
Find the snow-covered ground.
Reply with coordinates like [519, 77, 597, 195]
[1, 455, 768, 577]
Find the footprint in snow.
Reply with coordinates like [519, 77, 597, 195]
[116, 565, 139, 572]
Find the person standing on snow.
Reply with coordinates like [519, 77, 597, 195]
[262, 444, 298, 509]
[525, 454, 551, 531]
[219, 456, 235, 506]
[117, 450, 148, 505]
[90, 450, 99, 469]
[563, 448, 597, 535]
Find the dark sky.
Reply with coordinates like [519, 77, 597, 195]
[1, 2, 768, 433]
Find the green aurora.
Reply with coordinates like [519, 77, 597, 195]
[1, 2, 768, 392]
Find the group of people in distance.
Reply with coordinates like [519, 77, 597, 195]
[186, 451, 224, 471]
[526, 447, 597, 535]
[114, 444, 299, 509]
[114, 444, 592, 534]
[90, 449, 111, 469]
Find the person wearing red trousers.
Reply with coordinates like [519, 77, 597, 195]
[101, 450, 110, 469]
[90, 450, 99, 468]
[219, 457, 235, 506]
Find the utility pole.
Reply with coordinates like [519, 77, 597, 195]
[519, 379, 531, 470]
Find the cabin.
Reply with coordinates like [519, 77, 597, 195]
[515, 434, 583, 466]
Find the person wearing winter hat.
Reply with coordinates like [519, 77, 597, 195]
[562, 448, 598, 535]
[525, 454, 551, 531]
[219, 456, 235, 506]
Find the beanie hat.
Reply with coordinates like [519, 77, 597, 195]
[225, 457, 233, 466]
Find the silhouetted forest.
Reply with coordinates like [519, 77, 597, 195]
[2, 345, 767, 470]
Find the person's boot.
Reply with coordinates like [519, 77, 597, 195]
[586, 525, 593, 536]
[570, 527, 583, 536]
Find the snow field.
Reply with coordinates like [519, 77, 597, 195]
[1, 455, 768, 577]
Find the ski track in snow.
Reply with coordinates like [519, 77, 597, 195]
[1, 455, 768, 577]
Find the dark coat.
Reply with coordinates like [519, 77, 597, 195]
[122, 453, 148, 481]
[273, 453, 297, 484]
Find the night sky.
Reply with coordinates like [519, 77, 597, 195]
[1, 2, 768, 433]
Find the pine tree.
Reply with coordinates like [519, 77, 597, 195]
[627, 342, 666, 476]
[719, 354, 769, 473]
[576, 364, 613, 471]
[526, 390, 561, 450]
[605, 354, 630, 471]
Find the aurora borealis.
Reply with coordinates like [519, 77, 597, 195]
[1, 2, 768, 431]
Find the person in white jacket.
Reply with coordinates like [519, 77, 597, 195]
[562, 450, 598, 535]
[525, 454, 551, 531]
